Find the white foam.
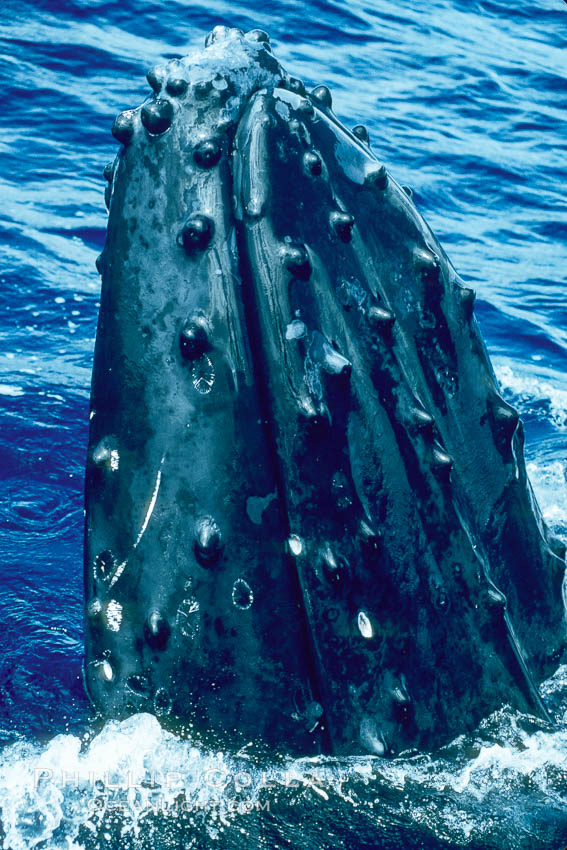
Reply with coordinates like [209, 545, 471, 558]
[0, 384, 24, 397]
[526, 459, 567, 536]
[0, 715, 243, 849]
[493, 359, 567, 535]
[494, 360, 567, 431]
[0, 714, 368, 848]
[2, 693, 567, 850]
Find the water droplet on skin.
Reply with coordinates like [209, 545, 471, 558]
[288, 535, 303, 556]
[331, 471, 353, 511]
[303, 351, 323, 401]
[357, 611, 374, 639]
[232, 578, 254, 610]
[94, 550, 115, 580]
[177, 597, 200, 638]
[435, 589, 449, 611]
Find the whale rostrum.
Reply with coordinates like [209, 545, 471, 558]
[85, 26, 566, 756]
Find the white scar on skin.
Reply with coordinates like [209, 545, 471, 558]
[109, 455, 165, 588]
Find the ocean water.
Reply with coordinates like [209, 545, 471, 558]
[1, 0, 567, 848]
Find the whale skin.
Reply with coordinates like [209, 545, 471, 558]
[84, 26, 566, 757]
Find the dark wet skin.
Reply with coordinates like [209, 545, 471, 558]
[84, 26, 566, 757]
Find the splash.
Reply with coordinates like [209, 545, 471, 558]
[2, 671, 567, 850]
[495, 360, 567, 432]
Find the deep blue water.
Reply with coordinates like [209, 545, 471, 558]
[1, 1, 567, 848]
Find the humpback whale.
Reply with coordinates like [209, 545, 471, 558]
[84, 26, 566, 757]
